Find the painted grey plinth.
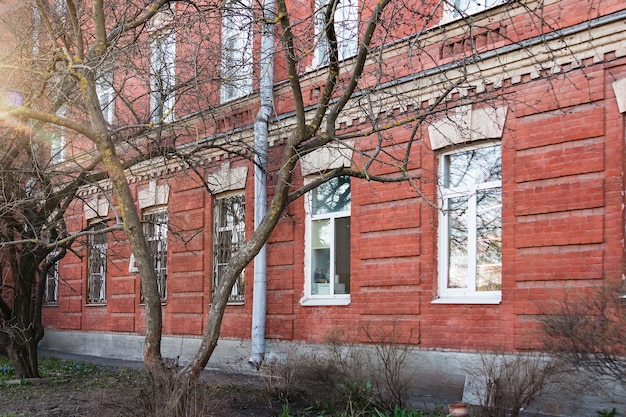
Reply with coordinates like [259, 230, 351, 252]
[41, 330, 252, 372]
[41, 331, 625, 416]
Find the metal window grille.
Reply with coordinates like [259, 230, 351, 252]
[213, 195, 245, 303]
[45, 254, 59, 304]
[144, 209, 168, 301]
[87, 222, 107, 303]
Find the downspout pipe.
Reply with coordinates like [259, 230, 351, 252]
[250, 0, 275, 369]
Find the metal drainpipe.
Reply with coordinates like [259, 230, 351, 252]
[250, 0, 275, 370]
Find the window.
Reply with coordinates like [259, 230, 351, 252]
[44, 253, 59, 304]
[304, 176, 351, 304]
[314, 0, 359, 67]
[144, 208, 168, 301]
[53, 0, 66, 15]
[51, 105, 66, 163]
[443, 0, 505, 22]
[221, 0, 253, 102]
[213, 194, 245, 303]
[150, 31, 176, 122]
[96, 69, 115, 124]
[437, 143, 502, 303]
[87, 222, 107, 304]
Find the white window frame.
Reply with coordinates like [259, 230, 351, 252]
[150, 31, 176, 123]
[51, 105, 66, 164]
[301, 177, 351, 306]
[220, 0, 253, 102]
[213, 193, 246, 304]
[87, 221, 107, 304]
[44, 252, 59, 304]
[435, 142, 502, 304]
[441, 0, 506, 24]
[96, 69, 115, 124]
[314, 0, 359, 68]
[144, 208, 168, 301]
[53, 0, 66, 15]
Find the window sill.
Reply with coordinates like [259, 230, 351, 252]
[300, 295, 350, 306]
[85, 302, 107, 307]
[431, 293, 501, 305]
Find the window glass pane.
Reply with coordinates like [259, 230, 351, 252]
[221, 0, 252, 101]
[312, 176, 351, 215]
[445, 145, 501, 188]
[312, 218, 330, 250]
[312, 218, 331, 291]
[150, 32, 176, 122]
[315, 0, 358, 65]
[476, 188, 502, 291]
[447, 196, 468, 289]
[308, 177, 351, 297]
[334, 216, 350, 294]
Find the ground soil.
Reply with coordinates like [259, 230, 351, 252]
[0, 364, 297, 417]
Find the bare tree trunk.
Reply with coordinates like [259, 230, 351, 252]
[94, 135, 167, 377]
[0, 251, 43, 379]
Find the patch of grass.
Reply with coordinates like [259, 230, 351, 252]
[0, 355, 135, 387]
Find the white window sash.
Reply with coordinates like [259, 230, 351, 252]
[436, 146, 502, 304]
[96, 70, 115, 124]
[51, 105, 66, 163]
[314, 0, 359, 67]
[302, 184, 351, 306]
[150, 32, 176, 122]
[221, 1, 253, 102]
[441, 0, 506, 23]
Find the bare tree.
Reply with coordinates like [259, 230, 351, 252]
[0, 0, 606, 413]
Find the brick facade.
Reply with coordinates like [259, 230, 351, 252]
[41, 0, 626, 359]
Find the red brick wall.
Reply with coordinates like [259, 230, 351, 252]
[41, 0, 626, 354]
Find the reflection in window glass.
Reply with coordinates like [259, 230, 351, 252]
[440, 144, 502, 297]
[309, 177, 351, 296]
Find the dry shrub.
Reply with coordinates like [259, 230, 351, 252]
[541, 284, 626, 391]
[120, 366, 218, 417]
[467, 351, 563, 417]
[260, 345, 345, 408]
[262, 322, 416, 414]
[325, 322, 415, 411]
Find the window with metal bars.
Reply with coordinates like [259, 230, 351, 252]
[213, 194, 245, 303]
[44, 253, 59, 304]
[87, 222, 107, 303]
[144, 208, 168, 301]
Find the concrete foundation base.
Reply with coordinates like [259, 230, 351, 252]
[41, 330, 625, 416]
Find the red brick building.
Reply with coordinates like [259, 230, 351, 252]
[34, 0, 626, 413]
